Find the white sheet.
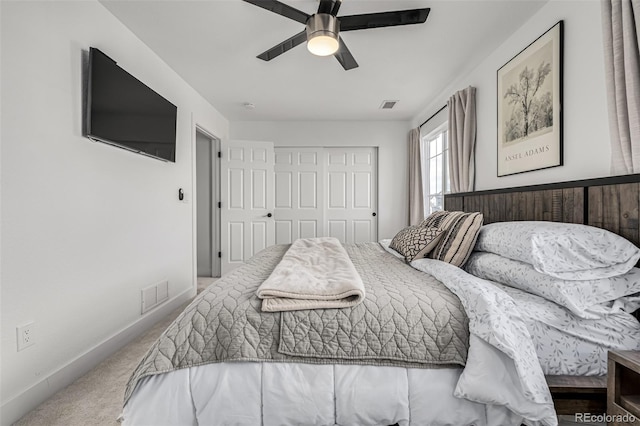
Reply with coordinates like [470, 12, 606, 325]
[123, 360, 524, 426]
[493, 281, 640, 375]
[410, 259, 556, 425]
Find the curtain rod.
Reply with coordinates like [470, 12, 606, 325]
[419, 104, 447, 128]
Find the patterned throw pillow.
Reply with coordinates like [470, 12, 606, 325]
[419, 210, 451, 229]
[389, 226, 444, 262]
[429, 211, 484, 267]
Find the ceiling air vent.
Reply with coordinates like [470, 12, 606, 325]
[380, 100, 398, 110]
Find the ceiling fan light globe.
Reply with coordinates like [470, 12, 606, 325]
[306, 13, 340, 56]
[307, 35, 339, 56]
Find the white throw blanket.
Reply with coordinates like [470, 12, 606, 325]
[256, 237, 365, 312]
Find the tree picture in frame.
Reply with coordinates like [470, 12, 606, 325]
[497, 21, 563, 177]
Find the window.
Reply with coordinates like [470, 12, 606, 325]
[421, 123, 450, 216]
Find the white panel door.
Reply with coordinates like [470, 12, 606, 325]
[221, 141, 274, 274]
[273, 148, 324, 244]
[325, 147, 378, 244]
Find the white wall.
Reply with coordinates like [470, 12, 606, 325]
[412, 0, 610, 191]
[0, 1, 228, 422]
[231, 121, 411, 238]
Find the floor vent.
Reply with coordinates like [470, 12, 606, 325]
[141, 280, 169, 314]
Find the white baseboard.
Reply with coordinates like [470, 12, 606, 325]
[1, 287, 195, 425]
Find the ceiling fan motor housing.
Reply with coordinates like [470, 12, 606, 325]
[306, 14, 340, 56]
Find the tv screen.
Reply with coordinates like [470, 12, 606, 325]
[86, 47, 177, 162]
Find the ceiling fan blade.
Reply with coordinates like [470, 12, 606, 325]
[334, 37, 358, 70]
[339, 8, 430, 31]
[317, 0, 334, 14]
[330, 0, 342, 16]
[242, 0, 310, 24]
[257, 30, 307, 61]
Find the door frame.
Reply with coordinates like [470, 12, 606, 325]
[192, 123, 221, 289]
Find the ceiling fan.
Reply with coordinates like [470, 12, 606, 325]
[242, 0, 430, 70]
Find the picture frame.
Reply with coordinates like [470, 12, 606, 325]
[497, 21, 563, 177]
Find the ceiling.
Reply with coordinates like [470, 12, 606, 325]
[100, 0, 548, 122]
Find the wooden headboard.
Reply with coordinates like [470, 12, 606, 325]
[444, 173, 640, 249]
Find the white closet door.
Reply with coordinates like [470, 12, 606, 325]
[325, 147, 378, 244]
[221, 141, 274, 274]
[274, 148, 324, 244]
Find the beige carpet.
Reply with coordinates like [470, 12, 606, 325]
[14, 278, 218, 426]
[14, 277, 599, 426]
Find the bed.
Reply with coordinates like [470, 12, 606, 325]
[121, 174, 640, 426]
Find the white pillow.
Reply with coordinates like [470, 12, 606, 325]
[464, 251, 640, 319]
[475, 221, 640, 280]
[378, 239, 405, 259]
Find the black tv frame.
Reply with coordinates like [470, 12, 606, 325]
[84, 47, 177, 162]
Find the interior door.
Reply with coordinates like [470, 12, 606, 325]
[274, 148, 324, 244]
[325, 147, 378, 243]
[220, 140, 275, 274]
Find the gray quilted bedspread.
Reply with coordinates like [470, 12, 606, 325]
[124, 243, 469, 405]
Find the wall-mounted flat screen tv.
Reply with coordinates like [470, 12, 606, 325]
[85, 47, 177, 162]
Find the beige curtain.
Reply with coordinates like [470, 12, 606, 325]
[602, 0, 640, 174]
[408, 128, 424, 225]
[448, 86, 477, 193]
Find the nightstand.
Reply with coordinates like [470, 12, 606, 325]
[608, 350, 640, 425]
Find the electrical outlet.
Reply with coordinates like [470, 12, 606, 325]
[17, 322, 35, 351]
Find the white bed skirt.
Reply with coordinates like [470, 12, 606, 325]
[122, 361, 530, 426]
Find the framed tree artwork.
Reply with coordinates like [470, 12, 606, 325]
[497, 21, 563, 177]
